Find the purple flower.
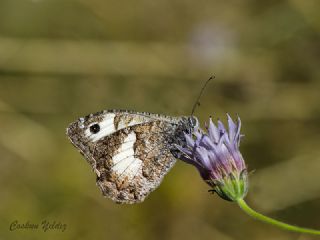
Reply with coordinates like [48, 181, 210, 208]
[177, 114, 248, 201]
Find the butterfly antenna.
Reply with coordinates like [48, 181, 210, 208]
[191, 75, 215, 116]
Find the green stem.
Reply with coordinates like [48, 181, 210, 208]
[237, 198, 320, 235]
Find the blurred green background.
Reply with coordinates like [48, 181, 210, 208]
[0, 0, 320, 239]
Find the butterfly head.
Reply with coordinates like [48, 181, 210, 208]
[170, 115, 199, 155]
[187, 116, 199, 130]
[179, 116, 199, 135]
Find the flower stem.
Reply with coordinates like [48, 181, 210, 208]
[237, 199, 320, 235]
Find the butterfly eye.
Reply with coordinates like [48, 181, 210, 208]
[188, 116, 199, 128]
[89, 123, 100, 134]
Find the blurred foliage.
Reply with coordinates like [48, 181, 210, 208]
[0, 0, 320, 239]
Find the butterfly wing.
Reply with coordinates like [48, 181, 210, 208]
[66, 110, 195, 203]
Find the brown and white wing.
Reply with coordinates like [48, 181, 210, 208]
[66, 110, 185, 204]
[93, 121, 178, 203]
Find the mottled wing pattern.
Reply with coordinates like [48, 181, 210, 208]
[66, 110, 197, 204]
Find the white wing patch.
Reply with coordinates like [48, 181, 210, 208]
[85, 113, 152, 142]
[111, 132, 142, 180]
[85, 113, 116, 142]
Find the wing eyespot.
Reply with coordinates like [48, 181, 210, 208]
[89, 123, 100, 134]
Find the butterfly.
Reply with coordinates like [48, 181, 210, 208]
[66, 109, 198, 204]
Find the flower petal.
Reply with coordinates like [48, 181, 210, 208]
[227, 113, 237, 142]
[235, 116, 242, 146]
[184, 133, 195, 147]
[208, 117, 220, 143]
